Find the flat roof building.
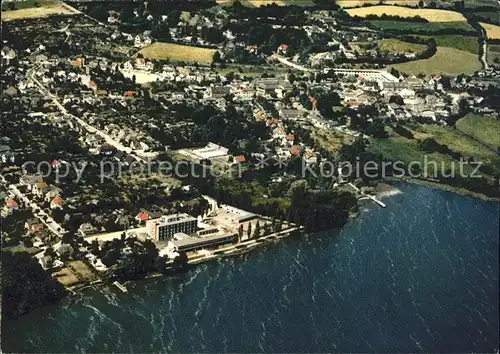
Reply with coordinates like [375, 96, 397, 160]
[146, 213, 197, 241]
[172, 233, 238, 253]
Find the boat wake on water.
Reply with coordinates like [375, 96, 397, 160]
[378, 188, 403, 199]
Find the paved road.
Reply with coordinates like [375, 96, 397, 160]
[84, 227, 148, 243]
[29, 70, 148, 164]
[5, 180, 66, 237]
[271, 54, 312, 72]
[481, 41, 489, 70]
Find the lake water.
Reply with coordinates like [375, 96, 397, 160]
[2, 182, 499, 353]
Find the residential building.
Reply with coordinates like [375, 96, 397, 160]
[25, 218, 44, 233]
[19, 174, 43, 191]
[280, 108, 304, 120]
[277, 44, 288, 55]
[50, 195, 63, 209]
[33, 181, 49, 197]
[207, 85, 231, 99]
[4, 199, 19, 215]
[78, 223, 98, 236]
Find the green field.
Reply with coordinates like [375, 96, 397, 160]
[456, 114, 500, 150]
[369, 20, 475, 34]
[418, 35, 479, 54]
[474, 11, 500, 25]
[369, 135, 459, 177]
[378, 38, 426, 53]
[487, 44, 500, 64]
[1, 0, 75, 21]
[392, 47, 482, 75]
[370, 122, 500, 178]
[463, 0, 500, 9]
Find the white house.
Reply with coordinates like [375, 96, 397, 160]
[123, 61, 133, 71]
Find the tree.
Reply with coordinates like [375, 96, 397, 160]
[389, 95, 404, 105]
[288, 179, 309, 207]
[7, 2, 16, 10]
[23, 238, 33, 248]
[90, 239, 100, 255]
[254, 220, 261, 238]
[247, 223, 252, 239]
[263, 222, 271, 236]
[238, 224, 244, 241]
[62, 232, 74, 244]
[366, 120, 388, 139]
[212, 51, 222, 64]
[2, 251, 66, 319]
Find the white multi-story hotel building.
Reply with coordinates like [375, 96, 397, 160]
[146, 213, 197, 241]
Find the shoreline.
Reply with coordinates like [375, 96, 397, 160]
[382, 177, 500, 203]
[7, 179, 496, 319]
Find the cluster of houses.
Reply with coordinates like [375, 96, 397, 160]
[20, 174, 64, 210]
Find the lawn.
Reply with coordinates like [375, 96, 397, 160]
[480, 22, 500, 40]
[137, 42, 216, 64]
[474, 12, 500, 25]
[369, 20, 475, 34]
[337, 0, 419, 8]
[308, 128, 348, 152]
[368, 135, 456, 177]
[456, 114, 500, 150]
[408, 122, 500, 175]
[487, 44, 500, 65]
[417, 35, 479, 54]
[392, 47, 481, 75]
[1, 0, 76, 21]
[369, 125, 499, 178]
[347, 6, 467, 22]
[378, 38, 426, 53]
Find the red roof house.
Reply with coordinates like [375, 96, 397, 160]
[50, 195, 63, 209]
[135, 211, 149, 222]
[234, 155, 246, 163]
[5, 199, 18, 209]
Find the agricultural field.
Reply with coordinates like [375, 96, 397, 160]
[137, 42, 216, 64]
[487, 44, 500, 64]
[1, 0, 54, 10]
[369, 20, 475, 34]
[370, 122, 500, 178]
[346, 6, 467, 22]
[1, 0, 76, 21]
[462, 0, 500, 9]
[418, 35, 479, 54]
[368, 135, 458, 177]
[378, 38, 426, 53]
[216, 0, 314, 6]
[392, 47, 481, 75]
[480, 22, 500, 40]
[456, 114, 500, 150]
[337, 0, 419, 8]
[474, 12, 500, 25]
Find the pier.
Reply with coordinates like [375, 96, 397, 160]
[113, 281, 128, 293]
[348, 183, 386, 208]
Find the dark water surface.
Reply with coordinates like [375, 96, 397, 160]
[2, 183, 499, 353]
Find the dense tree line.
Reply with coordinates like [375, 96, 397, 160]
[2, 251, 67, 319]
